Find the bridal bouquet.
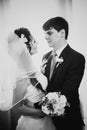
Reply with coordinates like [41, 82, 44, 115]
[41, 92, 70, 116]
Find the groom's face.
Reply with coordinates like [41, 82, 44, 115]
[44, 28, 62, 50]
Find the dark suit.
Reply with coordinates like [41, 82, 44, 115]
[42, 45, 85, 130]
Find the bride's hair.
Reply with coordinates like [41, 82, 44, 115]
[14, 27, 32, 52]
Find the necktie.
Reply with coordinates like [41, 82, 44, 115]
[49, 52, 57, 80]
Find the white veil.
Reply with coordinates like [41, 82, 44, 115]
[0, 37, 36, 111]
[0, 42, 17, 110]
[0, 33, 48, 111]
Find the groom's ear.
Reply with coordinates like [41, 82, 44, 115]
[60, 29, 65, 39]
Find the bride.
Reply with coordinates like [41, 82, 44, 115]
[0, 27, 56, 130]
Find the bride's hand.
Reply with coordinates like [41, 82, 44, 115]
[23, 99, 34, 108]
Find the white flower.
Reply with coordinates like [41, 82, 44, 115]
[42, 105, 50, 115]
[55, 57, 64, 68]
[41, 92, 70, 116]
[56, 57, 64, 64]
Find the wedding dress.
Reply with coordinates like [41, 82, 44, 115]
[16, 71, 56, 130]
[15, 48, 56, 130]
[0, 41, 56, 130]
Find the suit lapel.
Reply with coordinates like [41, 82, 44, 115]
[46, 56, 52, 81]
[44, 51, 52, 82]
[51, 44, 71, 80]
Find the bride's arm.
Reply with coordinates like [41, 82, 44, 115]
[15, 71, 48, 117]
[17, 100, 46, 118]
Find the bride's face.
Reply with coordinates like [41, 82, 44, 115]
[30, 37, 38, 55]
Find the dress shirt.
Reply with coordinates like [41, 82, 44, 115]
[56, 44, 67, 57]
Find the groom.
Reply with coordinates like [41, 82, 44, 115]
[41, 17, 85, 130]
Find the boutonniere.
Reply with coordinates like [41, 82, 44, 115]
[56, 57, 64, 67]
[40, 58, 48, 74]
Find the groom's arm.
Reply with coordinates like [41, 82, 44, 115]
[61, 54, 85, 102]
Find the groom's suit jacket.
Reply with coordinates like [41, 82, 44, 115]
[42, 44, 85, 130]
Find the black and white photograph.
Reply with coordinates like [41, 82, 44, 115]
[0, 0, 87, 130]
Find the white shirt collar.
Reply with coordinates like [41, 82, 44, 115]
[56, 44, 67, 57]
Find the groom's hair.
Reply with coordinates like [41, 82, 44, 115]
[42, 16, 69, 39]
[14, 27, 32, 52]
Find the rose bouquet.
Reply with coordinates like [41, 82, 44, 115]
[40, 92, 70, 116]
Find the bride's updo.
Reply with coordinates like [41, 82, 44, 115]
[7, 27, 35, 58]
[14, 27, 32, 52]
